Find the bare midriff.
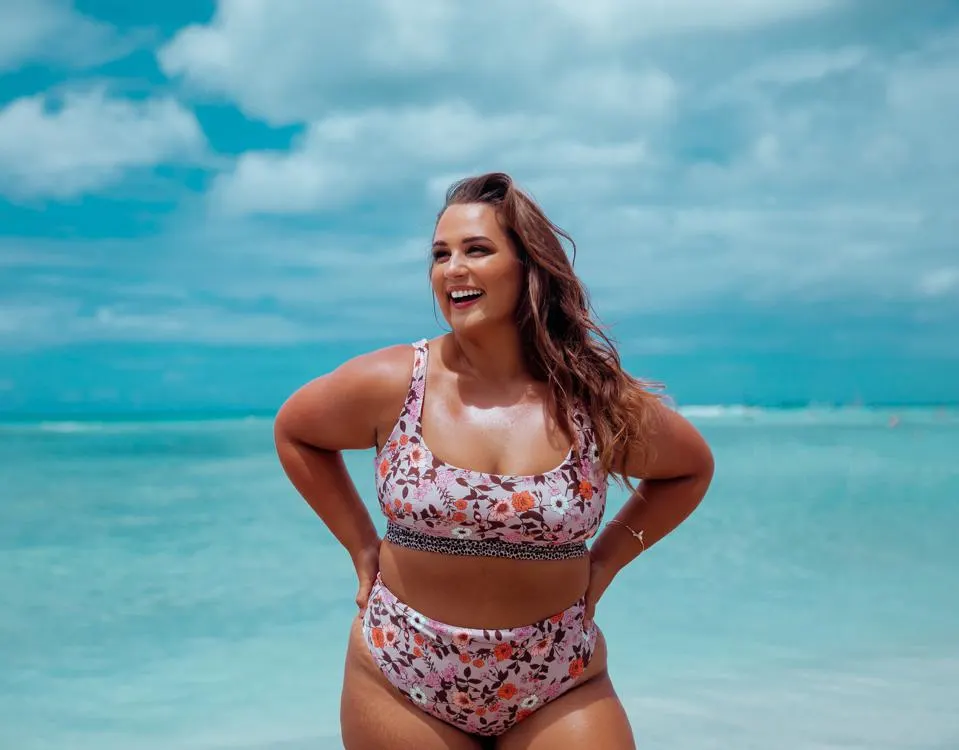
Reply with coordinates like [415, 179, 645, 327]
[378, 541, 592, 629]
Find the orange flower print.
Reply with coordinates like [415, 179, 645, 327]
[578, 480, 593, 500]
[549, 613, 563, 624]
[497, 683, 518, 700]
[394, 498, 402, 509]
[454, 499, 468, 510]
[472, 659, 485, 668]
[378, 459, 389, 478]
[459, 653, 471, 663]
[475, 706, 487, 717]
[370, 627, 386, 648]
[517, 709, 533, 722]
[412, 647, 423, 658]
[568, 658, 584, 678]
[403, 502, 412, 513]
[452, 511, 467, 522]
[493, 643, 513, 662]
[400, 434, 409, 446]
[511, 491, 535, 512]
[413, 633, 425, 646]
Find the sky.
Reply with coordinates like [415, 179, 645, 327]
[0, 0, 957, 415]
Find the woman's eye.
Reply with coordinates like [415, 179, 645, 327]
[432, 250, 449, 262]
[468, 246, 488, 255]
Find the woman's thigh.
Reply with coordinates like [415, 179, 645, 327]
[340, 615, 484, 750]
[493, 631, 636, 750]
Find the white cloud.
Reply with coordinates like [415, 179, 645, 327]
[210, 102, 544, 215]
[729, 45, 869, 90]
[0, 87, 206, 199]
[159, 0, 842, 126]
[543, 0, 840, 42]
[918, 269, 959, 298]
[0, 0, 129, 71]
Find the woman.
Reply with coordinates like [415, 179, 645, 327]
[274, 173, 714, 749]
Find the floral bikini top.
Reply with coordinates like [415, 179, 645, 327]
[374, 339, 608, 561]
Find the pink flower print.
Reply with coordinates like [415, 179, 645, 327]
[413, 482, 429, 500]
[423, 671, 442, 688]
[452, 630, 471, 648]
[440, 664, 457, 682]
[541, 682, 563, 700]
[451, 691, 473, 709]
[410, 379, 425, 403]
[529, 636, 553, 657]
[512, 626, 535, 641]
[408, 445, 426, 468]
[435, 470, 455, 489]
[489, 499, 514, 522]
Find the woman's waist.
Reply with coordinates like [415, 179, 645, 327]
[378, 540, 591, 629]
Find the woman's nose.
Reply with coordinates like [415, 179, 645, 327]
[444, 252, 468, 277]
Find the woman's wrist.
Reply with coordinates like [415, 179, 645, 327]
[349, 534, 381, 565]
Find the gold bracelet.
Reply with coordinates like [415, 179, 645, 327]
[608, 519, 646, 553]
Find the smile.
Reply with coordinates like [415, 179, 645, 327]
[448, 288, 484, 309]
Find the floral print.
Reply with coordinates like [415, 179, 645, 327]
[374, 339, 608, 552]
[363, 575, 598, 736]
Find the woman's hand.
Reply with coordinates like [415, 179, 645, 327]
[352, 540, 382, 615]
[583, 555, 616, 626]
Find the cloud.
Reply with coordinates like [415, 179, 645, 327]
[4, 1, 958, 358]
[159, 0, 839, 126]
[209, 102, 552, 215]
[0, 0, 130, 71]
[0, 87, 207, 199]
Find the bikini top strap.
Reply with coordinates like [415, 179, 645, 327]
[570, 401, 596, 475]
[405, 339, 430, 432]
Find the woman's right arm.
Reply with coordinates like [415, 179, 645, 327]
[273, 346, 412, 606]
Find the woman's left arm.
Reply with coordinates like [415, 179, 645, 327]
[584, 400, 715, 622]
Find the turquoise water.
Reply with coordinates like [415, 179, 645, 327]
[2, 408, 958, 749]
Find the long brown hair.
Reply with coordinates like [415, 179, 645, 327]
[439, 172, 663, 481]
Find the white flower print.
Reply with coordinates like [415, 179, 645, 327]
[409, 611, 429, 633]
[451, 526, 472, 538]
[409, 686, 428, 704]
[548, 494, 570, 513]
[520, 695, 540, 709]
[489, 499, 515, 521]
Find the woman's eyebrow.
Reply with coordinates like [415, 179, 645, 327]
[431, 235, 493, 248]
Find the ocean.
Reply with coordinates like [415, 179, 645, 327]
[2, 407, 957, 749]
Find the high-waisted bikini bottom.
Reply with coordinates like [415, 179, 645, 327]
[361, 574, 598, 737]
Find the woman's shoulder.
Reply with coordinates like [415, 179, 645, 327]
[273, 342, 420, 451]
[333, 341, 419, 394]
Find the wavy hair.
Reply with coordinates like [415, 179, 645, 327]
[438, 172, 663, 482]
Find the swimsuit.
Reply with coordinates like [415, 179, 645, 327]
[362, 339, 608, 736]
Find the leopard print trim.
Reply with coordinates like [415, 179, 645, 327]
[385, 521, 588, 561]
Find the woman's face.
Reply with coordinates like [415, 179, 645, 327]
[431, 203, 524, 332]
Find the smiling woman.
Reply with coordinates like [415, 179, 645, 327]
[273, 172, 714, 749]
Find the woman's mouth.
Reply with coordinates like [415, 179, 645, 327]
[449, 289, 484, 309]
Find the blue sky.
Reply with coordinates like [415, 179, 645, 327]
[1, 0, 957, 414]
